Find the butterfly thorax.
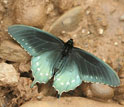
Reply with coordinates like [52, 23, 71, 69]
[62, 39, 73, 57]
[52, 39, 73, 75]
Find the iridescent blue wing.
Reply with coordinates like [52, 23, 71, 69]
[8, 25, 64, 56]
[73, 47, 120, 87]
[53, 54, 82, 95]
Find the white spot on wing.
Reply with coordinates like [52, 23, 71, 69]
[61, 82, 64, 85]
[37, 56, 40, 59]
[40, 73, 43, 76]
[37, 68, 40, 71]
[36, 62, 39, 66]
[66, 82, 70, 85]
[22, 39, 24, 41]
[57, 78, 60, 81]
[49, 76, 52, 79]
[25, 43, 28, 45]
[77, 75, 79, 79]
[46, 73, 48, 76]
[72, 80, 75, 83]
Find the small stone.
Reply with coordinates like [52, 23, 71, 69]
[121, 40, 124, 44]
[72, 34, 77, 38]
[19, 62, 31, 72]
[3, 0, 8, 4]
[0, 63, 19, 86]
[86, 10, 90, 15]
[0, 40, 30, 62]
[37, 96, 42, 100]
[61, 31, 66, 34]
[120, 14, 124, 21]
[82, 29, 86, 33]
[114, 42, 118, 46]
[90, 84, 114, 99]
[46, 4, 54, 14]
[12, 0, 47, 27]
[98, 28, 104, 35]
[119, 100, 124, 105]
[49, 6, 83, 36]
[87, 31, 91, 34]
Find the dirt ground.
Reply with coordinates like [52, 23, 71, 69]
[0, 0, 124, 107]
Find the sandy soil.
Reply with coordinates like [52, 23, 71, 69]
[0, 0, 124, 106]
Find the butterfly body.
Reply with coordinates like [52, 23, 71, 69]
[52, 39, 73, 74]
[8, 25, 120, 96]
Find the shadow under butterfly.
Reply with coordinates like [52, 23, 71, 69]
[8, 25, 120, 97]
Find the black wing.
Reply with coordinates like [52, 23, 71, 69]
[8, 25, 64, 56]
[73, 47, 120, 87]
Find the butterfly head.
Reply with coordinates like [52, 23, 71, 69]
[62, 39, 74, 56]
[66, 39, 73, 47]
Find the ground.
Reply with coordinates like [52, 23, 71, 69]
[0, 0, 124, 106]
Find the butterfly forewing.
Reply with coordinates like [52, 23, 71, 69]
[8, 25, 64, 56]
[73, 47, 120, 87]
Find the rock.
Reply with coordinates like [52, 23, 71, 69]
[21, 96, 123, 107]
[81, 83, 114, 100]
[19, 62, 31, 72]
[49, 6, 83, 36]
[81, 83, 93, 98]
[119, 100, 124, 105]
[0, 40, 30, 62]
[0, 2, 5, 21]
[9, 77, 39, 106]
[116, 79, 124, 94]
[16, 78, 38, 100]
[0, 62, 19, 86]
[12, 0, 47, 27]
[0, 3, 5, 13]
[90, 84, 114, 99]
[52, 0, 74, 12]
[119, 14, 124, 21]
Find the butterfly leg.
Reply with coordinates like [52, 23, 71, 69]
[56, 94, 60, 98]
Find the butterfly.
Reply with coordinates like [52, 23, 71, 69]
[8, 25, 120, 97]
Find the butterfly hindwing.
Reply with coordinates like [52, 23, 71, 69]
[8, 25, 64, 56]
[31, 50, 61, 88]
[53, 55, 82, 95]
[73, 47, 120, 87]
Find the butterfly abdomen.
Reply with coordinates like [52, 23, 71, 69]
[52, 55, 68, 75]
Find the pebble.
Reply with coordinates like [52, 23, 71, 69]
[119, 100, 124, 105]
[0, 40, 30, 62]
[114, 42, 118, 46]
[49, 6, 83, 36]
[119, 14, 124, 21]
[98, 28, 104, 35]
[90, 83, 114, 99]
[37, 96, 42, 100]
[19, 62, 31, 72]
[86, 10, 90, 15]
[82, 29, 86, 33]
[0, 63, 19, 86]
[12, 0, 47, 27]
